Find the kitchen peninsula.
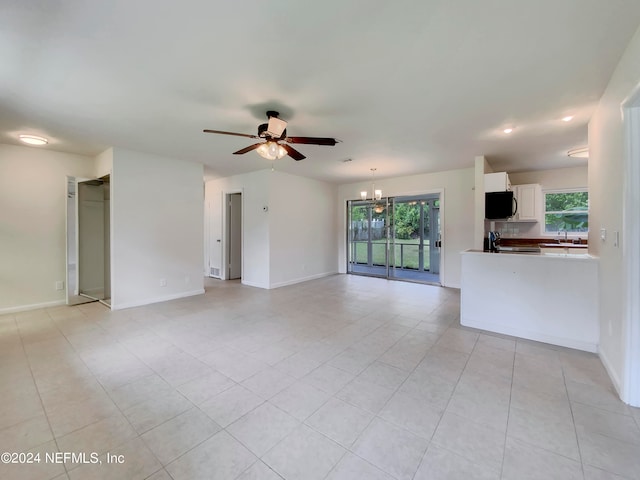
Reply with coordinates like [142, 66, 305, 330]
[460, 250, 598, 352]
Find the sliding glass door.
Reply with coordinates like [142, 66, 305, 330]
[389, 195, 440, 283]
[347, 200, 390, 278]
[347, 194, 441, 285]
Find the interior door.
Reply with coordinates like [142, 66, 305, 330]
[66, 177, 93, 305]
[227, 192, 242, 279]
[77, 179, 106, 300]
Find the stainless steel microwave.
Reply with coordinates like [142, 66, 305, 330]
[485, 191, 517, 219]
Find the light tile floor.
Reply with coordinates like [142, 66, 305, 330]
[1, 275, 639, 480]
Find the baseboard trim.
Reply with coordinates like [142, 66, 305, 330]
[598, 346, 623, 397]
[269, 271, 338, 289]
[110, 289, 205, 311]
[461, 316, 598, 353]
[0, 299, 66, 315]
[240, 280, 269, 289]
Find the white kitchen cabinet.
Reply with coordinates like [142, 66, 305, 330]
[512, 183, 541, 222]
[484, 172, 511, 192]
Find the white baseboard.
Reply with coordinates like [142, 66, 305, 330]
[269, 271, 338, 289]
[0, 299, 66, 315]
[598, 346, 623, 397]
[240, 280, 269, 289]
[461, 316, 598, 353]
[111, 289, 205, 311]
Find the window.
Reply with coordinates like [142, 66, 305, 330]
[544, 189, 588, 234]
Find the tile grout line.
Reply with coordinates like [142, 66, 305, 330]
[50, 304, 203, 478]
[498, 339, 517, 480]
[15, 309, 70, 476]
[408, 329, 486, 479]
[562, 365, 587, 479]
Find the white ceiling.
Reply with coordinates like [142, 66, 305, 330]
[2, 1, 640, 183]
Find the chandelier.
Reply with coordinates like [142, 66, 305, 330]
[360, 168, 385, 213]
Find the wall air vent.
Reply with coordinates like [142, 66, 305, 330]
[210, 267, 220, 278]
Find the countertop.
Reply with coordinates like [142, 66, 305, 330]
[462, 249, 595, 260]
[538, 242, 588, 248]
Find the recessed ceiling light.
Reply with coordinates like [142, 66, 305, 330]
[19, 134, 48, 146]
[567, 146, 589, 158]
[562, 116, 574, 122]
[503, 128, 514, 134]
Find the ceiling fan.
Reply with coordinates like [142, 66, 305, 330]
[203, 111, 340, 161]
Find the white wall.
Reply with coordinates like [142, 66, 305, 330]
[509, 166, 587, 190]
[268, 171, 338, 288]
[588, 25, 640, 393]
[204, 169, 338, 289]
[337, 167, 475, 288]
[0, 143, 95, 312]
[205, 170, 270, 289]
[95, 148, 113, 178]
[110, 148, 204, 309]
[474, 156, 492, 249]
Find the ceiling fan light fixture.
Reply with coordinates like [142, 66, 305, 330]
[567, 146, 589, 158]
[203, 110, 339, 161]
[19, 134, 48, 146]
[266, 117, 287, 137]
[257, 141, 287, 160]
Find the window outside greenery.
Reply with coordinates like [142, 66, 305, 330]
[544, 190, 588, 234]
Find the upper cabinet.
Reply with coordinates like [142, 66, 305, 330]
[484, 173, 542, 222]
[512, 183, 542, 222]
[484, 172, 511, 192]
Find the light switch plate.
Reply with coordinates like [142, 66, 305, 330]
[600, 228, 606, 241]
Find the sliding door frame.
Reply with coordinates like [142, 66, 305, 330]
[346, 188, 445, 286]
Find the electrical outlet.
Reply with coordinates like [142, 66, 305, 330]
[55, 281, 64, 291]
[159, 279, 167, 287]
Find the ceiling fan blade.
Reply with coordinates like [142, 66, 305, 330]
[233, 143, 263, 155]
[203, 129, 259, 139]
[285, 136, 341, 146]
[282, 144, 306, 161]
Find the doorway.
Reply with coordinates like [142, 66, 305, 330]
[226, 192, 242, 280]
[66, 175, 111, 307]
[347, 193, 442, 285]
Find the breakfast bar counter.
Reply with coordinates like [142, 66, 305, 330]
[460, 250, 599, 352]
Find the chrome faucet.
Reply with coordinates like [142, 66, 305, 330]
[558, 228, 568, 242]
